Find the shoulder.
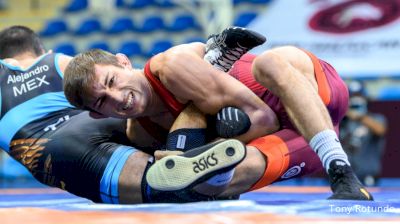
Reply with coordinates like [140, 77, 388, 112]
[55, 54, 72, 73]
[150, 43, 202, 76]
[2, 58, 20, 67]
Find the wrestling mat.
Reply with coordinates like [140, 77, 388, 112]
[1, 179, 399, 224]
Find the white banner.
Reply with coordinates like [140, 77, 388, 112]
[248, 0, 400, 79]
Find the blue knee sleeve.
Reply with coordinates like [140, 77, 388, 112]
[166, 128, 206, 151]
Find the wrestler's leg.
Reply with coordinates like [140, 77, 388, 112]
[157, 103, 246, 197]
[117, 150, 152, 203]
[218, 145, 266, 196]
[218, 129, 322, 197]
[251, 47, 347, 171]
[252, 46, 332, 140]
[251, 47, 372, 200]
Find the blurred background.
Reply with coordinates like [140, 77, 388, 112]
[0, 0, 399, 187]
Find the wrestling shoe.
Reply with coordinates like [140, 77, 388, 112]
[146, 139, 246, 191]
[204, 26, 266, 72]
[328, 160, 374, 200]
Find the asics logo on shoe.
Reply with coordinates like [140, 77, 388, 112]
[192, 153, 218, 173]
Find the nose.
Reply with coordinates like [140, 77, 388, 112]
[106, 89, 123, 108]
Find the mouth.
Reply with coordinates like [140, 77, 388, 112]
[122, 92, 134, 110]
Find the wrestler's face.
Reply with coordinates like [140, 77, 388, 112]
[87, 56, 149, 119]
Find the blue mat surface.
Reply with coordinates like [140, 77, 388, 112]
[0, 178, 399, 219]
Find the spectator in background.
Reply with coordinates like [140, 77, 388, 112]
[340, 80, 387, 187]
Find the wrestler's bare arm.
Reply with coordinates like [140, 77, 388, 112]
[152, 43, 280, 143]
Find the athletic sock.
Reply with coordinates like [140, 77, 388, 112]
[309, 129, 350, 173]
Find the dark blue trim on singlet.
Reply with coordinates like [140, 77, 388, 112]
[54, 53, 64, 78]
[0, 92, 73, 152]
[100, 146, 137, 204]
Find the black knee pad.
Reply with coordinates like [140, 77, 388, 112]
[141, 161, 217, 203]
[166, 128, 206, 151]
[215, 106, 251, 138]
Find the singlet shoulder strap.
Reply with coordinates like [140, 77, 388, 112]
[138, 60, 187, 143]
[143, 59, 185, 117]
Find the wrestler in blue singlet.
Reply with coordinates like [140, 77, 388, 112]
[0, 44, 138, 203]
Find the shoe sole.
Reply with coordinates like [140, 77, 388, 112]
[146, 139, 246, 191]
[228, 26, 266, 47]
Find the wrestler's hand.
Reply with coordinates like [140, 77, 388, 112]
[154, 150, 183, 161]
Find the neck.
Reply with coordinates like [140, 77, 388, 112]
[10, 52, 44, 69]
[12, 51, 41, 61]
[138, 69, 170, 117]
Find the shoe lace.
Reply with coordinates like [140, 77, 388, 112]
[213, 41, 247, 72]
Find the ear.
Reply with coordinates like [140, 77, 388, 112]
[89, 111, 108, 119]
[115, 53, 133, 70]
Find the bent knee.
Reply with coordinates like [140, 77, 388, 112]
[252, 51, 290, 88]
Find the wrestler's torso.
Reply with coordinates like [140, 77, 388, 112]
[0, 53, 74, 152]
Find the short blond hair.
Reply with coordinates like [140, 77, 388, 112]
[63, 49, 122, 110]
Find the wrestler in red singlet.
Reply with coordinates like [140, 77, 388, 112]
[141, 49, 349, 191]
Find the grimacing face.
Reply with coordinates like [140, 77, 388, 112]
[87, 63, 149, 119]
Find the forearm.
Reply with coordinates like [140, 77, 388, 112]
[347, 110, 387, 136]
[225, 89, 279, 142]
[170, 103, 207, 132]
[167, 103, 208, 151]
[359, 115, 386, 136]
[233, 108, 279, 143]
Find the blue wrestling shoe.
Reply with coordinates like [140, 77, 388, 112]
[204, 26, 266, 72]
[146, 139, 246, 191]
[328, 160, 374, 201]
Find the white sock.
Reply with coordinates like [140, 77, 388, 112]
[309, 129, 350, 173]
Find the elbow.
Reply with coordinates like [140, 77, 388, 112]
[261, 110, 280, 133]
[251, 109, 280, 135]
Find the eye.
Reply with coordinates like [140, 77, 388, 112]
[109, 76, 115, 87]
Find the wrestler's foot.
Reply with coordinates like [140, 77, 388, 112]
[204, 26, 266, 72]
[146, 139, 246, 191]
[328, 160, 374, 201]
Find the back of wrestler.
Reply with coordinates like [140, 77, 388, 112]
[0, 26, 74, 157]
[0, 26, 133, 203]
